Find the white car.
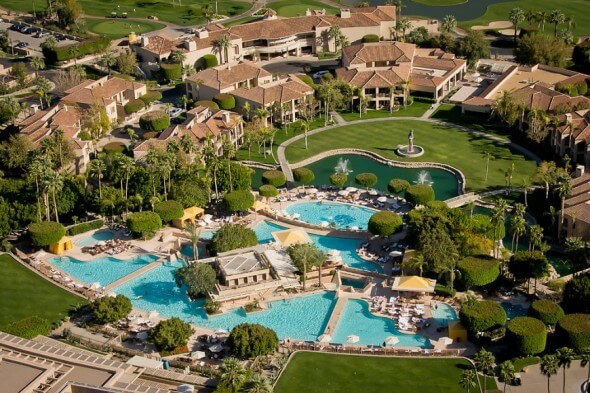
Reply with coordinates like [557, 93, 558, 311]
[169, 107, 182, 118]
[312, 70, 330, 79]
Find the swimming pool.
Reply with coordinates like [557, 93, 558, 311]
[179, 231, 215, 259]
[74, 230, 116, 247]
[49, 254, 159, 286]
[285, 201, 376, 230]
[253, 221, 382, 272]
[431, 303, 458, 327]
[332, 299, 430, 347]
[341, 278, 366, 290]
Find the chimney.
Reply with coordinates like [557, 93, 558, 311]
[305, 8, 312, 16]
[340, 9, 351, 18]
[196, 29, 209, 39]
[184, 39, 197, 51]
[30, 104, 40, 115]
[222, 111, 231, 123]
[64, 104, 68, 112]
[140, 35, 149, 47]
[565, 113, 573, 124]
[575, 165, 585, 178]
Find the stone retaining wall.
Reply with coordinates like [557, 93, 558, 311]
[241, 161, 277, 170]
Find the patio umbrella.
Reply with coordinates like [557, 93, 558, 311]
[377, 196, 387, 203]
[96, 241, 106, 246]
[292, 213, 301, 219]
[345, 187, 358, 192]
[90, 282, 101, 290]
[308, 188, 318, 194]
[438, 337, 453, 346]
[471, 72, 480, 78]
[328, 249, 341, 256]
[318, 334, 332, 343]
[320, 221, 330, 227]
[369, 189, 379, 196]
[384, 336, 399, 346]
[214, 328, 229, 335]
[338, 190, 349, 196]
[389, 250, 403, 257]
[346, 334, 359, 343]
[208, 344, 223, 353]
[148, 310, 159, 319]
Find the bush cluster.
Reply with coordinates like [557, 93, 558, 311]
[434, 284, 456, 298]
[210, 223, 258, 254]
[457, 255, 500, 288]
[528, 300, 565, 325]
[297, 74, 315, 87]
[259, 184, 278, 199]
[330, 173, 348, 187]
[160, 62, 182, 81]
[460, 300, 507, 333]
[556, 313, 590, 351]
[261, 170, 286, 187]
[103, 142, 126, 154]
[388, 178, 410, 194]
[227, 323, 279, 358]
[368, 211, 403, 236]
[149, 317, 194, 351]
[139, 110, 170, 131]
[506, 316, 547, 355]
[154, 200, 184, 222]
[140, 91, 163, 105]
[67, 219, 104, 236]
[29, 221, 65, 247]
[213, 93, 236, 110]
[143, 131, 158, 140]
[2, 316, 51, 339]
[201, 54, 218, 69]
[223, 190, 254, 212]
[405, 184, 435, 205]
[126, 211, 162, 239]
[355, 173, 378, 188]
[562, 272, 590, 314]
[293, 167, 315, 184]
[124, 99, 146, 114]
[362, 34, 380, 43]
[195, 100, 220, 109]
[42, 37, 110, 63]
[91, 295, 132, 324]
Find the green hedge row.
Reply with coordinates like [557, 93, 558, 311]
[213, 93, 236, 110]
[457, 255, 500, 288]
[160, 63, 182, 81]
[29, 221, 65, 247]
[2, 316, 51, 339]
[223, 190, 254, 212]
[460, 300, 507, 333]
[434, 284, 456, 298]
[355, 173, 378, 188]
[139, 110, 170, 131]
[262, 170, 286, 187]
[405, 184, 435, 205]
[140, 91, 162, 105]
[506, 316, 547, 355]
[195, 100, 219, 110]
[388, 178, 410, 194]
[330, 173, 348, 187]
[259, 184, 278, 199]
[42, 37, 111, 64]
[557, 313, 590, 351]
[528, 300, 564, 325]
[67, 219, 104, 236]
[362, 34, 380, 43]
[154, 200, 184, 222]
[124, 99, 146, 114]
[368, 211, 402, 236]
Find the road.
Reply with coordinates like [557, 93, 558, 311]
[260, 57, 340, 75]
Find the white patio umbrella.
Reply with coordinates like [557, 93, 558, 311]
[338, 190, 350, 196]
[369, 189, 379, 196]
[318, 334, 332, 343]
[292, 213, 301, 219]
[377, 196, 387, 203]
[384, 336, 399, 346]
[96, 241, 106, 246]
[389, 250, 403, 257]
[345, 187, 358, 192]
[328, 249, 341, 256]
[307, 188, 319, 194]
[346, 334, 360, 343]
[320, 221, 330, 227]
[208, 344, 223, 353]
[214, 328, 229, 335]
[90, 282, 101, 290]
[438, 337, 453, 346]
[471, 72, 480, 78]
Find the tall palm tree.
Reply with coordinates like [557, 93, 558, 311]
[500, 360, 515, 393]
[580, 349, 590, 387]
[556, 347, 575, 393]
[549, 10, 566, 37]
[536, 10, 548, 31]
[394, 0, 405, 19]
[439, 257, 460, 290]
[529, 224, 544, 252]
[396, 17, 412, 42]
[482, 152, 495, 184]
[534, 161, 557, 201]
[441, 15, 457, 34]
[88, 159, 105, 199]
[184, 220, 201, 261]
[243, 373, 273, 393]
[510, 203, 527, 253]
[213, 34, 232, 64]
[521, 177, 531, 207]
[179, 133, 197, 166]
[99, 51, 117, 75]
[459, 368, 478, 393]
[555, 171, 572, 227]
[505, 163, 516, 191]
[474, 348, 495, 393]
[409, 253, 427, 276]
[327, 25, 342, 52]
[28, 156, 50, 222]
[118, 155, 135, 213]
[541, 354, 559, 393]
[219, 357, 247, 393]
[44, 169, 62, 223]
[509, 7, 525, 45]
[203, 142, 220, 200]
[223, 136, 236, 192]
[68, 46, 80, 66]
[256, 106, 269, 127]
[491, 199, 508, 257]
[30, 56, 45, 79]
[465, 201, 476, 219]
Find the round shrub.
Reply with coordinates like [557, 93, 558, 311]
[330, 172, 348, 187]
[259, 184, 278, 199]
[261, 170, 286, 187]
[126, 211, 162, 239]
[368, 211, 403, 236]
[528, 300, 565, 325]
[405, 184, 435, 205]
[160, 62, 182, 81]
[154, 200, 184, 222]
[201, 54, 218, 69]
[91, 294, 132, 324]
[506, 316, 547, 355]
[227, 323, 279, 358]
[556, 313, 590, 351]
[460, 300, 507, 333]
[212, 93, 236, 110]
[139, 90, 163, 105]
[355, 173, 378, 188]
[457, 255, 500, 289]
[195, 100, 219, 109]
[223, 190, 254, 212]
[124, 98, 146, 114]
[297, 74, 315, 87]
[139, 110, 170, 131]
[388, 178, 410, 194]
[103, 142, 126, 154]
[142, 131, 158, 140]
[211, 223, 258, 254]
[149, 317, 194, 351]
[29, 221, 65, 247]
[362, 34, 380, 43]
[293, 167, 315, 185]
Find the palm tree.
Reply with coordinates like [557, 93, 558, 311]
[223, 136, 236, 192]
[28, 156, 50, 221]
[556, 347, 575, 393]
[184, 220, 201, 261]
[30, 56, 45, 79]
[179, 133, 197, 166]
[327, 25, 342, 52]
[242, 101, 251, 121]
[549, 10, 566, 37]
[396, 17, 412, 42]
[529, 224, 544, 252]
[474, 348, 495, 393]
[213, 34, 232, 64]
[536, 10, 548, 31]
[555, 171, 572, 227]
[505, 163, 516, 191]
[68, 46, 80, 66]
[580, 349, 590, 387]
[465, 201, 476, 219]
[482, 152, 495, 184]
[99, 51, 117, 75]
[394, 0, 406, 19]
[459, 368, 478, 393]
[301, 119, 311, 150]
[44, 169, 62, 223]
[409, 253, 427, 276]
[564, 15, 576, 32]
[181, 94, 189, 111]
[169, 50, 186, 64]
[509, 7, 525, 45]
[219, 357, 247, 393]
[521, 177, 531, 207]
[439, 258, 460, 290]
[88, 159, 105, 199]
[500, 360, 515, 393]
[510, 203, 526, 253]
[127, 127, 137, 142]
[118, 155, 135, 212]
[491, 199, 508, 257]
[203, 142, 220, 200]
[541, 354, 559, 393]
[256, 106, 269, 127]
[534, 161, 557, 201]
[243, 373, 273, 393]
[441, 15, 457, 34]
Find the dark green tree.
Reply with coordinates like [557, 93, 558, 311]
[148, 317, 194, 351]
[173, 262, 217, 299]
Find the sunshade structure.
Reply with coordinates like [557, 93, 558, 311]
[272, 228, 312, 247]
[384, 336, 399, 346]
[391, 276, 436, 293]
[346, 334, 360, 343]
[172, 206, 204, 229]
[49, 236, 73, 255]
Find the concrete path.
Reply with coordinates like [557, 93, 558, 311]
[503, 360, 588, 393]
[421, 102, 441, 119]
[331, 111, 347, 125]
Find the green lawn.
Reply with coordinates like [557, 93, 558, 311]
[412, 0, 467, 5]
[0, 0, 251, 26]
[284, 119, 538, 191]
[275, 352, 497, 393]
[0, 254, 86, 328]
[84, 18, 165, 38]
[339, 100, 430, 122]
[460, 0, 590, 36]
[268, 0, 339, 17]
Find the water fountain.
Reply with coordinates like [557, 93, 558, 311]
[334, 157, 353, 174]
[414, 170, 434, 186]
[397, 129, 425, 157]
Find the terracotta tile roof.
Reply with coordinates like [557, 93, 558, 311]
[62, 77, 145, 107]
[231, 75, 313, 105]
[20, 105, 82, 146]
[187, 61, 272, 90]
[336, 66, 410, 88]
[139, 35, 178, 56]
[462, 97, 494, 107]
[563, 174, 590, 224]
[342, 41, 416, 65]
[511, 83, 590, 113]
[557, 73, 590, 88]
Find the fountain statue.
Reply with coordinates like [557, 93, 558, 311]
[408, 129, 414, 153]
[396, 129, 424, 157]
[415, 170, 434, 186]
[334, 157, 353, 174]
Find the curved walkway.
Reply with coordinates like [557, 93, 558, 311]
[276, 117, 542, 184]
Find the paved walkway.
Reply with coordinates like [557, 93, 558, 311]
[503, 360, 587, 393]
[331, 111, 347, 125]
[421, 102, 441, 119]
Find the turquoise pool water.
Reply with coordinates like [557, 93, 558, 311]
[341, 278, 366, 289]
[179, 231, 215, 259]
[285, 202, 376, 230]
[431, 303, 458, 327]
[332, 299, 430, 347]
[253, 221, 382, 272]
[75, 230, 115, 247]
[49, 254, 159, 286]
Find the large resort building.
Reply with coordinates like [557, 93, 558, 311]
[559, 168, 590, 241]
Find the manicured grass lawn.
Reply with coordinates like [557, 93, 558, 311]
[268, 0, 339, 17]
[84, 18, 165, 38]
[413, 0, 467, 5]
[460, 0, 590, 36]
[0, 0, 250, 26]
[275, 352, 497, 393]
[284, 119, 538, 191]
[339, 100, 430, 122]
[0, 254, 86, 328]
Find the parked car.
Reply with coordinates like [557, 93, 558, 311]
[20, 26, 31, 34]
[312, 70, 329, 79]
[15, 42, 29, 48]
[169, 107, 183, 118]
[35, 31, 50, 38]
[10, 23, 22, 31]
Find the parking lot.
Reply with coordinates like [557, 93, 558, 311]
[0, 19, 78, 55]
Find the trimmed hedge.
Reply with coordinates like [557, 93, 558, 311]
[434, 284, 456, 298]
[460, 300, 507, 333]
[506, 317, 547, 355]
[362, 34, 380, 43]
[126, 211, 162, 239]
[259, 184, 278, 199]
[154, 200, 184, 222]
[140, 91, 163, 105]
[330, 172, 348, 187]
[368, 211, 403, 236]
[29, 221, 65, 247]
[261, 170, 286, 187]
[211, 223, 258, 254]
[457, 255, 500, 289]
[388, 178, 410, 194]
[124, 98, 146, 114]
[556, 313, 590, 351]
[201, 54, 218, 69]
[42, 37, 110, 64]
[355, 173, 378, 188]
[293, 167, 315, 185]
[103, 142, 126, 154]
[297, 75, 315, 88]
[2, 316, 51, 339]
[160, 62, 182, 81]
[223, 190, 255, 212]
[139, 110, 170, 131]
[213, 93, 236, 110]
[528, 300, 565, 325]
[405, 184, 435, 205]
[143, 131, 158, 140]
[195, 100, 219, 109]
[67, 219, 104, 236]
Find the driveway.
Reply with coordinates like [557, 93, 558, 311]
[504, 360, 588, 393]
[260, 57, 340, 75]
